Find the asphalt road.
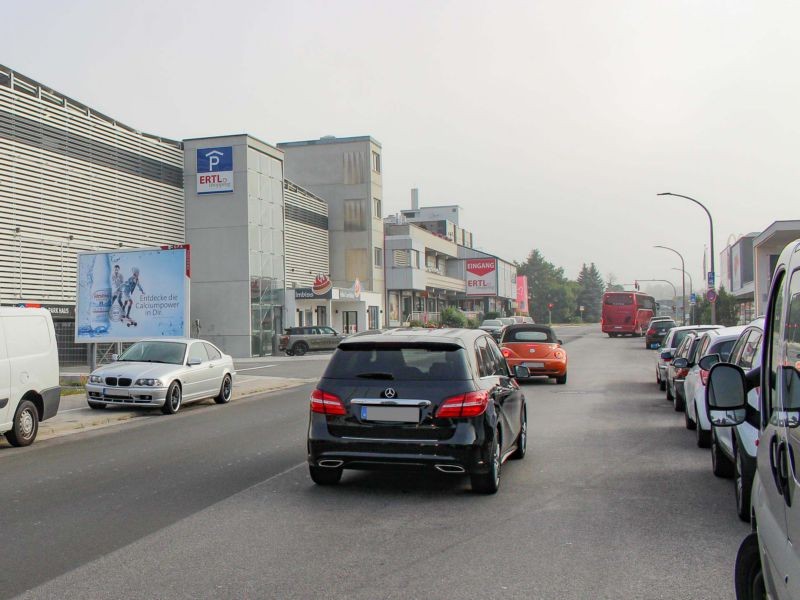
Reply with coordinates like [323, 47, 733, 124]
[2, 325, 748, 599]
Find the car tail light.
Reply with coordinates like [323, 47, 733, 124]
[310, 389, 346, 415]
[700, 369, 709, 386]
[677, 368, 689, 378]
[647, 328, 656, 336]
[436, 390, 490, 418]
[554, 350, 565, 359]
[501, 347, 512, 358]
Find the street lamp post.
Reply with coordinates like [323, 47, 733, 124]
[671, 268, 694, 324]
[657, 193, 716, 324]
[654, 245, 686, 326]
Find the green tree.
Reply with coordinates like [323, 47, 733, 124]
[576, 263, 605, 322]
[515, 250, 577, 323]
[693, 286, 738, 326]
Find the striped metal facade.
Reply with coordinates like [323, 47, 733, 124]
[0, 65, 184, 306]
[284, 179, 329, 288]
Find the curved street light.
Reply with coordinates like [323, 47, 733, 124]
[654, 245, 686, 325]
[657, 192, 716, 324]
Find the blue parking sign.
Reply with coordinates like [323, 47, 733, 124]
[196, 147, 234, 194]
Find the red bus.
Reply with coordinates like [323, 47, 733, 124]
[601, 291, 656, 337]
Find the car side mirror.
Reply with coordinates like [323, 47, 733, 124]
[514, 365, 530, 379]
[660, 350, 673, 360]
[698, 354, 720, 371]
[187, 357, 202, 366]
[111, 354, 119, 362]
[558, 339, 563, 345]
[672, 357, 688, 369]
[706, 363, 747, 427]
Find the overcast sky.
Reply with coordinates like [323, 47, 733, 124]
[4, 0, 798, 295]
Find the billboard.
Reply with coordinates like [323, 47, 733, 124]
[75, 247, 190, 343]
[731, 242, 742, 291]
[466, 258, 498, 296]
[197, 146, 234, 194]
[516, 275, 529, 313]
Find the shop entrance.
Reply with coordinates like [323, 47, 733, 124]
[343, 311, 358, 334]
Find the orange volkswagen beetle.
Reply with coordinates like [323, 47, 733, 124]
[500, 324, 568, 384]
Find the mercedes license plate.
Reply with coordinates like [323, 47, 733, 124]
[361, 405, 419, 422]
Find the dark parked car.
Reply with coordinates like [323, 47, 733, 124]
[478, 319, 505, 341]
[306, 328, 529, 493]
[279, 326, 346, 356]
[645, 317, 676, 349]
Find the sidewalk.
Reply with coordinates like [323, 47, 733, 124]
[1, 375, 313, 449]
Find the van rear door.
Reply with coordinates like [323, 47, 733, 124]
[0, 319, 10, 426]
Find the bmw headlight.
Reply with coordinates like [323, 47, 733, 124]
[135, 378, 163, 387]
[89, 375, 103, 384]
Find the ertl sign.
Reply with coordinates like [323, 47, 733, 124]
[196, 146, 234, 194]
[466, 258, 498, 296]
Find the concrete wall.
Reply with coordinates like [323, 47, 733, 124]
[184, 135, 285, 358]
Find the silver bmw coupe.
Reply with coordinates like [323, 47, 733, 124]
[85, 338, 235, 414]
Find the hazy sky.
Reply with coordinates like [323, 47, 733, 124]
[4, 0, 799, 295]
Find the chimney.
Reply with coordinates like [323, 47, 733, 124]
[411, 188, 419, 210]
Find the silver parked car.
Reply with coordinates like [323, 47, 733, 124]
[85, 338, 235, 414]
[279, 326, 347, 356]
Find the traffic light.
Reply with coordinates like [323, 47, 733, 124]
[634, 280, 640, 291]
[547, 303, 554, 310]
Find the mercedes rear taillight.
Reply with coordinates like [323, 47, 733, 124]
[310, 389, 346, 415]
[436, 390, 490, 418]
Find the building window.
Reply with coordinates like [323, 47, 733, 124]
[344, 199, 365, 231]
[411, 250, 421, 268]
[372, 151, 381, 173]
[374, 198, 381, 218]
[393, 249, 410, 267]
[374, 246, 383, 267]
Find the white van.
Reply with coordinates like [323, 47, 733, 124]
[0, 308, 61, 446]
[707, 238, 800, 599]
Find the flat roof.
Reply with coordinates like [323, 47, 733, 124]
[754, 220, 800, 249]
[277, 135, 381, 148]
[0, 63, 182, 148]
[402, 205, 464, 212]
[183, 133, 282, 154]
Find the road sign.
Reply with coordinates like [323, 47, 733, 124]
[706, 289, 718, 303]
[690, 293, 697, 306]
[707, 271, 715, 288]
[579, 305, 585, 312]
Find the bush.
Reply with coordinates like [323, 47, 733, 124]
[441, 307, 467, 328]
[408, 319, 424, 328]
[484, 311, 500, 320]
[466, 318, 480, 329]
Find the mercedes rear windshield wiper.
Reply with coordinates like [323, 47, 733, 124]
[355, 372, 395, 380]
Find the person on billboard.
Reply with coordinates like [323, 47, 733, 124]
[110, 264, 125, 315]
[121, 267, 145, 326]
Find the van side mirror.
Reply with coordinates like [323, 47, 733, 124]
[660, 350, 673, 361]
[672, 357, 689, 369]
[706, 363, 747, 426]
[698, 354, 720, 371]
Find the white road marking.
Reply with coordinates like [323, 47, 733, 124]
[236, 365, 278, 372]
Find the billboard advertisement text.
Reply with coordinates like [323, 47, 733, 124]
[466, 258, 498, 296]
[75, 247, 190, 343]
[516, 275, 529, 313]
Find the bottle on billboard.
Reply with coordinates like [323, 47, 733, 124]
[90, 254, 112, 335]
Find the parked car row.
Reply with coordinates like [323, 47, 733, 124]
[479, 316, 534, 341]
[650, 237, 800, 600]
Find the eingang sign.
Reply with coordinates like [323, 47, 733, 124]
[466, 258, 498, 296]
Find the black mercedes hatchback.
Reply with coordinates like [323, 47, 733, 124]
[307, 328, 528, 493]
